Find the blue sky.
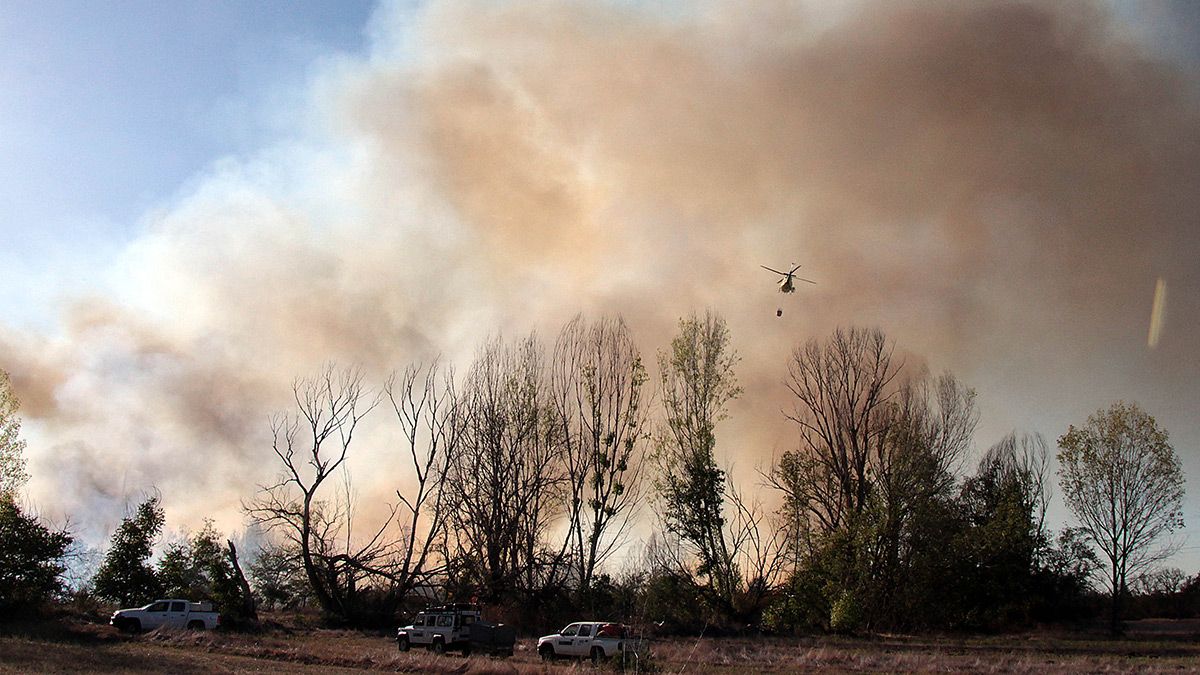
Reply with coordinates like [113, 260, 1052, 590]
[0, 0, 376, 328]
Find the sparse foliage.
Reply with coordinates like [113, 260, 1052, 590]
[653, 312, 783, 623]
[0, 371, 29, 498]
[654, 312, 742, 600]
[247, 539, 315, 610]
[771, 327, 902, 536]
[550, 315, 650, 603]
[443, 334, 569, 603]
[1057, 401, 1186, 634]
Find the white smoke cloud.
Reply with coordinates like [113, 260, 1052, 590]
[3, 0, 1198, 550]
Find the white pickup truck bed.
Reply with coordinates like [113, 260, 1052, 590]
[110, 599, 220, 632]
[537, 621, 645, 663]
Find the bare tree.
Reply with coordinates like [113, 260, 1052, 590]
[869, 373, 978, 622]
[768, 328, 980, 628]
[725, 482, 790, 612]
[770, 327, 901, 536]
[1057, 401, 1185, 634]
[245, 366, 388, 620]
[873, 373, 978, 554]
[383, 360, 462, 598]
[550, 315, 649, 601]
[225, 540, 258, 623]
[443, 335, 568, 602]
[978, 431, 1051, 542]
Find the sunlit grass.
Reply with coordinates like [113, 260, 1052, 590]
[3, 617, 1200, 673]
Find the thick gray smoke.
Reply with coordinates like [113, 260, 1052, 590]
[2, 0, 1198, 548]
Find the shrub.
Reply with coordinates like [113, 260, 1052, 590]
[0, 495, 72, 617]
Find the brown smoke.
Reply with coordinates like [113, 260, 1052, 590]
[2, 0, 1197, 544]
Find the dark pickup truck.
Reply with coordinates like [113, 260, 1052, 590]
[396, 604, 515, 657]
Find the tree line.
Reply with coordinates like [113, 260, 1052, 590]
[0, 316, 1190, 635]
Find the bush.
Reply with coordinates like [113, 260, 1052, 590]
[92, 496, 164, 607]
[829, 590, 862, 634]
[0, 495, 72, 617]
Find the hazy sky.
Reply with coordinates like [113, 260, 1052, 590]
[1, 0, 1198, 571]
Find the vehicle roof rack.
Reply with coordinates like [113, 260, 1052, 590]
[425, 603, 479, 612]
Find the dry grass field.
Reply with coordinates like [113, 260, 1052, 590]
[2, 617, 1200, 673]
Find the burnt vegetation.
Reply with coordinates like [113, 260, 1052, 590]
[0, 316, 1193, 641]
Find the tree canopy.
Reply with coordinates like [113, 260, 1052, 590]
[1057, 401, 1185, 633]
[93, 496, 165, 607]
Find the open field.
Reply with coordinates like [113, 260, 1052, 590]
[3, 619, 1200, 674]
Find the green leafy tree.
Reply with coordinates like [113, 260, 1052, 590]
[0, 370, 29, 498]
[0, 495, 73, 614]
[93, 496, 164, 606]
[953, 433, 1051, 627]
[1033, 526, 1101, 622]
[191, 521, 251, 621]
[157, 521, 247, 618]
[1057, 402, 1185, 634]
[157, 539, 204, 599]
[653, 311, 750, 618]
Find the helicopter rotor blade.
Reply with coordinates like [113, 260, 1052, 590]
[760, 265, 788, 276]
[796, 277, 817, 284]
[788, 264, 803, 275]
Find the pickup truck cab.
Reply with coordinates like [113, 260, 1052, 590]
[537, 621, 643, 663]
[110, 599, 220, 632]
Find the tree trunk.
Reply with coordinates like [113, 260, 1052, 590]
[226, 540, 259, 624]
[1109, 560, 1122, 636]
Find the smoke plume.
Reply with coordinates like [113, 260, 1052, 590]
[3, 0, 1198, 545]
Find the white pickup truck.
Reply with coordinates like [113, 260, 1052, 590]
[110, 599, 220, 632]
[537, 621, 644, 663]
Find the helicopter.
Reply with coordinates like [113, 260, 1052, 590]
[761, 263, 815, 317]
[761, 263, 816, 294]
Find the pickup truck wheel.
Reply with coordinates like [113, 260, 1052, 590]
[187, 620, 205, 631]
[120, 619, 142, 634]
[396, 637, 410, 652]
[461, 644, 472, 657]
[538, 644, 555, 661]
[591, 646, 604, 665]
[431, 639, 445, 655]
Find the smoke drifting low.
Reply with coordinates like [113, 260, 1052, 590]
[3, 0, 1198, 544]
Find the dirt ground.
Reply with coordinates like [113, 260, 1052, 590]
[2, 618, 1199, 673]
